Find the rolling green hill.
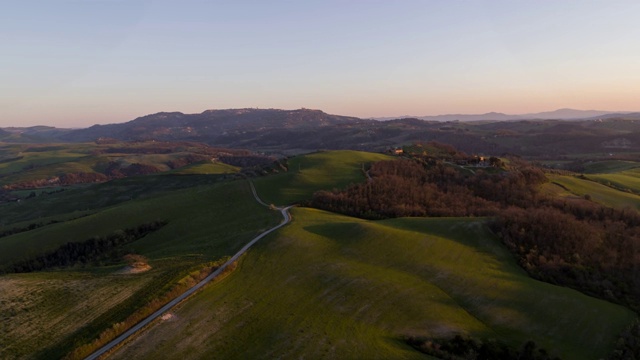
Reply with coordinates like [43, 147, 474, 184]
[549, 174, 640, 210]
[253, 150, 392, 205]
[111, 208, 635, 360]
[0, 179, 281, 359]
[582, 160, 640, 174]
[0, 141, 244, 190]
[2, 149, 639, 359]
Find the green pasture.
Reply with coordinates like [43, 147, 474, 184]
[253, 150, 391, 205]
[582, 160, 640, 174]
[0, 149, 88, 176]
[0, 142, 238, 187]
[549, 175, 640, 209]
[0, 180, 280, 266]
[112, 208, 635, 360]
[168, 161, 239, 175]
[0, 269, 155, 360]
[0, 173, 233, 226]
[0, 178, 281, 359]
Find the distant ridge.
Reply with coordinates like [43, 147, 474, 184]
[58, 108, 366, 143]
[4, 107, 640, 156]
[374, 109, 629, 121]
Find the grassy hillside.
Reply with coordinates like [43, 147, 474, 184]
[253, 150, 392, 205]
[112, 208, 634, 360]
[582, 160, 640, 174]
[0, 270, 154, 359]
[0, 141, 243, 189]
[0, 179, 281, 359]
[0, 179, 280, 269]
[549, 174, 640, 210]
[167, 162, 239, 175]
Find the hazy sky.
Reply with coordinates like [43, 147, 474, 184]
[2, 1, 640, 127]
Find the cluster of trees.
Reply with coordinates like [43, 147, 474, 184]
[2, 221, 167, 273]
[610, 320, 640, 360]
[310, 158, 545, 219]
[218, 154, 276, 168]
[104, 162, 161, 178]
[59, 172, 108, 185]
[166, 154, 210, 169]
[406, 335, 559, 360]
[492, 200, 640, 310]
[310, 155, 640, 313]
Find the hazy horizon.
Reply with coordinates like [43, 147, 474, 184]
[3, 1, 640, 127]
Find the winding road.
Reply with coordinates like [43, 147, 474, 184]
[85, 181, 291, 360]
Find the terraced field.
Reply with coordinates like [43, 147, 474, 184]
[111, 208, 635, 360]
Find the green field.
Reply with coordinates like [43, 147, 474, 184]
[167, 161, 239, 175]
[582, 160, 640, 174]
[0, 142, 241, 188]
[2, 149, 639, 359]
[0, 270, 155, 359]
[550, 174, 640, 210]
[0, 180, 281, 265]
[253, 150, 391, 205]
[112, 208, 635, 360]
[0, 178, 281, 359]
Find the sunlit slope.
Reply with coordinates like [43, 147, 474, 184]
[254, 150, 392, 205]
[0, 142, 240, 187]
[112, 208, 634, 360]
[167, 161, 239, 175]
[548, 174, 640, 209]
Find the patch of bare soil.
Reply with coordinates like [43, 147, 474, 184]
[118, 254, 152, 274]
[160, 313, 175, 321]
[118, 264, 152, 274]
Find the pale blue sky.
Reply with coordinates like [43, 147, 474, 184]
[2, 1, 640, 127]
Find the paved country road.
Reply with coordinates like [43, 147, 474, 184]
[85, 181, 291, 360]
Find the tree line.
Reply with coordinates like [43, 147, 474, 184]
[310, 155, 640, 357]
[310, 158, 545, 219]
[406, 335, 559, 360]
[2, 220, 167, 273]
[309, 157, 640, 312]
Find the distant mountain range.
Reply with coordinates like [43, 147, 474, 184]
[374, 108, 633, 121]
[57, 108, 365, 143]
[3, 108, 640, 157]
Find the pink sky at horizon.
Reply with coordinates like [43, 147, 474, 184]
[2, 1, 640, 128]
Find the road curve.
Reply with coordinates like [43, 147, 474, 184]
[85, 181, 291, 360]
